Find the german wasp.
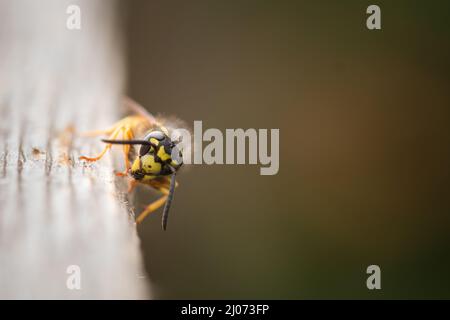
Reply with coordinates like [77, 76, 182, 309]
[79, 97, 185, 230]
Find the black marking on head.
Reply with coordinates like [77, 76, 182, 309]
[139, 144, 151, 156]
[131, 170, 145, 180]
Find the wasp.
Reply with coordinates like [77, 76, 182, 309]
[79, 97, 184, 230]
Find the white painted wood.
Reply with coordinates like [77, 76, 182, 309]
[0, 0, 151, 299]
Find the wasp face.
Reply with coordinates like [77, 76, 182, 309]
[130, 128, 183, 180]
[131, 154, 162, 180]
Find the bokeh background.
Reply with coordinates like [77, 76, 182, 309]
[125, 0, 450, 298]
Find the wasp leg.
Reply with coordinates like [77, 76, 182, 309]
[79, 115, 150, 168]
[79, 126, 122, 163]
[135, 178, 179, 224]
[115, 127, 135, 177]
[136, 194, 169, 225]
[127, 178, 139, 193]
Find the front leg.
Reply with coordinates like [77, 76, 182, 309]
[79, 125, 122, 163]
[136, 193, 169, 225]
[135, 177, 179, 225]
[79, 115, 150, 175]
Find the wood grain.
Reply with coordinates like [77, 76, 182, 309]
[0, 0, 150, 299]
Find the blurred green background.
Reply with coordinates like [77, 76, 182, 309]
[125, 0, 450, 299]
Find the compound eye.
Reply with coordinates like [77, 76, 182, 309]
[171, 145, 183, 166]
[139, 144, 151, 156]
[146, 130, 165, 141]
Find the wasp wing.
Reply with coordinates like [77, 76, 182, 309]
[124, 96, 158, 125]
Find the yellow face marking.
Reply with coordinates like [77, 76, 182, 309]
[131, 157, 142, 173]
[140, 154, 162, 174]
[141, 175, 157, 182]
[157, 146, 171, 162]
[150, 138, 159, 146]
[131, 155, 161, 179]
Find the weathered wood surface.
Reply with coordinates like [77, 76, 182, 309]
[0, 0, 150, 299]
